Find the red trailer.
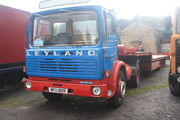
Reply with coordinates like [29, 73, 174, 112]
[0, 5, 29, 88]
[118, 45, 168, 74]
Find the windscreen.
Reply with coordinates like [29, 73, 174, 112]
[32, 10, 98, 47]
[177, 10, 180, 34]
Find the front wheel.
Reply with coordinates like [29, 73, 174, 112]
[107, 71, 126, 108]
[42, 92, 63, 101]
[169, 76, 180, 97]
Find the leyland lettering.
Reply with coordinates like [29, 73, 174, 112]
[26, 50, 96, 56]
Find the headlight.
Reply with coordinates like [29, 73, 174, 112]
[92, 87, 101, 96]
[176, 39, 180, 45]
[25, 81, 32, 89]
[177, 67, 180, 73]
[177, 77, 180, 83]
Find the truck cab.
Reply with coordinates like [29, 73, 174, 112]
[169, 7, 180, 96]
[27, 6, 119, 80]
[25, 5, 128, 107]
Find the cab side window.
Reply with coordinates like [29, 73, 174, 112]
[107, 14, 116, 35]
[103, 12, 107, 44]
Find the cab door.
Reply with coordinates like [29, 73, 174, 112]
[103, 11, 118, 73]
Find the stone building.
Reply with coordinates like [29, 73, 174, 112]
[120, 23, 161, 54]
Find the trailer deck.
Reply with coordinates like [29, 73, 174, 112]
[118, 46, 169, 73]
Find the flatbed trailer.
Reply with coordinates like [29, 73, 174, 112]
[151, 55, 168, 70]
[118, 45, 168, 72]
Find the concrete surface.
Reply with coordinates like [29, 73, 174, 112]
[0, 60, 179, 120]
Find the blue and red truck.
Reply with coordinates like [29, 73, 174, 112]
[0, 5, 29, 88]
[24, 2, 168, 107]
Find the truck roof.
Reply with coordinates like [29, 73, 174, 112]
[32, 5, 114, 16]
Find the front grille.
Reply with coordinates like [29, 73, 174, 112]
[176, 41, 180, 71]
[26, 57, 100, 79]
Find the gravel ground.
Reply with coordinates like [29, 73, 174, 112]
[0, 60, 179, 120]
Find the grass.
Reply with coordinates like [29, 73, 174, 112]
[126, 82, 168, 96]
[0, 97, 23, 108]
[0, 93, 45, 108]
[161, 67, 170, 71]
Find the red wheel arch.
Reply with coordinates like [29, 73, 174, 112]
[108, 59, 126, 98]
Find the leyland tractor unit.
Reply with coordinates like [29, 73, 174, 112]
[24, 4, 168, 107]
[169, 7, 180, 96]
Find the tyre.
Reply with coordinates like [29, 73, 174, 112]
[131, 63, 140, 88]
[169, 76, 180, 97]
[162, 60, 166, 68]
[42, 92, 63, 101]
[0, 77, 5, 89]
[8, 72, 24, 85]
[158, 60, 163, 70]
[107, 71, 126, 108]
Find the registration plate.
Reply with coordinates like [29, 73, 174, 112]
[48, 87, 68, 94]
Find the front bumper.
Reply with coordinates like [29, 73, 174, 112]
[169, 73, 180, 83]
[24, 78, 109, 98]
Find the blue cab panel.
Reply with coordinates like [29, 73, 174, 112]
[26, 5, 117, 80]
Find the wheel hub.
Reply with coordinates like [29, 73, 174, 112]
[118, 81, 126, 98]
[120, 81, 126, 98]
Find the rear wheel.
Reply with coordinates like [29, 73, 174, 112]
[107, 71, 126, 108]
[131, 63, 140, 88]
[42, 92, 63, 101]
[162, 60, 166, 68]
[0, 77, 5, 89]
[159, 60, 163, 70]
[8, 71, 24, 85]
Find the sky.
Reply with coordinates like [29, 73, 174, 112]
[1, 0, 180, 19]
